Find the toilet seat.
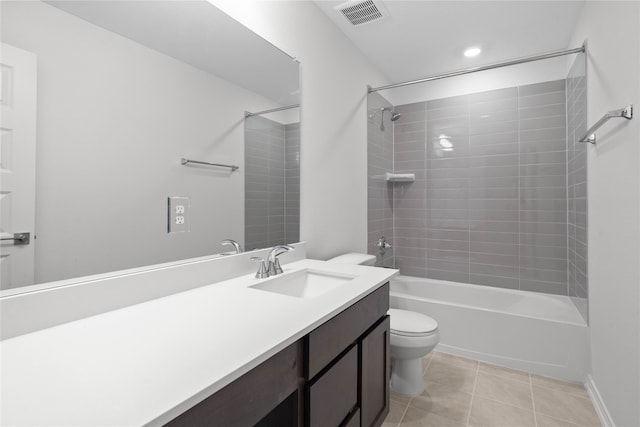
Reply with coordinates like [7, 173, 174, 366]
[389, 308, 438, 337]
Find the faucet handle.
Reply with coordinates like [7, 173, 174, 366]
[250, 257, 269, 279]
[271, 257, 284, 275]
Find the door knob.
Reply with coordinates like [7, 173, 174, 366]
[0, 232, 30, 245]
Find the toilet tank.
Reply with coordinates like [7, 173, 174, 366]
[327, 253, 376, 266]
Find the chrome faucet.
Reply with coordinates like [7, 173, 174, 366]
[220, 239, 242, 254]
[267, 244, 295, 276]
[377, 236, 392, 256]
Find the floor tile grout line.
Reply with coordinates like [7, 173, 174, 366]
[465, 361, 480, 427]
[478, 364, 536, 385]
[536, 412, 583, 427]
[472, 395, 541, 415]
[530, 381, 592, 400]
[530, 373, 539, 427]
[396, 398, 411, 427]
[423, 354, 433, 374]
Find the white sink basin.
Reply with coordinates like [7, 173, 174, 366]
[249, 268, 355, 299]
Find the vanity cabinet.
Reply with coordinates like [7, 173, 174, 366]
[166, 283, 389, 427]
[305, 283, 390, 427]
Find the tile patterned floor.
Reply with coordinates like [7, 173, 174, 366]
[383, 352, 601, 427]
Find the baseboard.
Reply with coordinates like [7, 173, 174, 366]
[585, 374, 615, 427]
[435, 344, 584, 383]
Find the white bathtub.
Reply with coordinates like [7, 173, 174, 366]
[390, 276, 589, 383]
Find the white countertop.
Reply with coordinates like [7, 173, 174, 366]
[0, 259, 397, 426]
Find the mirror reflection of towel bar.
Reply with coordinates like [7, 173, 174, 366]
[181, 158, 239, 171]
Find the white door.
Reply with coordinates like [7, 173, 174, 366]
[0, 43, 37, 290]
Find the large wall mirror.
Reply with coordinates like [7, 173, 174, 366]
[0, 1, 300, 291]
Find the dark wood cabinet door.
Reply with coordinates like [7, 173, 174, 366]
[307, 345, 358, 427]
[342, 408, 360, 427]
[360, 316, 390, 427]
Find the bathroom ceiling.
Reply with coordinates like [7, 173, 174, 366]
[313, 0, 585, 85]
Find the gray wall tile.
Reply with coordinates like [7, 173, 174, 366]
[469, 87, 518, 103]
[469, 274, 519, 289]
[520, 280, 568, 295]
[367, 92, 395, 267]
[470, 252, 519, 267]
[519, 103, 566, 119]
[429, 269, 471, 284]
[469, 97, 518, 115]
[470, 231, 519, 244]
[471, 263, 519, 279]
[367, 79, 574, 296]
[566, 53, 588, 321]
[519, 79, 566, 96]
[245, 116, 300, 249]
[518, 90, 566, 108]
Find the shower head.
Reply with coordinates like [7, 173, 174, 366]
[378, 107, 401, 131]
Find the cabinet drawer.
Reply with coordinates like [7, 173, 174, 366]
[307, 345, 358, 427]
[307, 283, 389, 379]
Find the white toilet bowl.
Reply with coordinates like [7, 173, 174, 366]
[388, 308, 440, 395]
[327, 253, 440, 396]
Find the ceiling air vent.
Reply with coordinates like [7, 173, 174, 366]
[335, 0, 388, 27]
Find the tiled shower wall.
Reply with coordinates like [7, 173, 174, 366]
[367, 92, 395, 267]
[381, 80, 570, 295]
[245, 116, 300, 250]
[567, 54, 588, 320]
[284, 122, 301, 244]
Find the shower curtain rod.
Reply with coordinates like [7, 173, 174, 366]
[368, 45, 586, 93]
[245, 104, 300, 118]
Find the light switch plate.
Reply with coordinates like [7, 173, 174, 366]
[168, 196, 190, 233]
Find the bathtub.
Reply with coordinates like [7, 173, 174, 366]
[390, 276, 589, 383]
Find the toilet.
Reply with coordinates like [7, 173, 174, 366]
[387, 308, 439, 395]
[327, 253, 440, 396]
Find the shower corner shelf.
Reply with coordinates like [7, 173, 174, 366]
[385, 172, 415, 182]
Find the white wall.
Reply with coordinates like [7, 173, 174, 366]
[1, 2, 283, 283]
[210, 0, 390, 260]
[569, 2, 640, 426]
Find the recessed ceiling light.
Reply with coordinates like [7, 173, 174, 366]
[464, 47, 481, 58]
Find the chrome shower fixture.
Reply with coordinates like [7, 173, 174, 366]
[388, 107, 402, 122]
[370, 107, 401, 131]
[377, 236, 392, 256]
